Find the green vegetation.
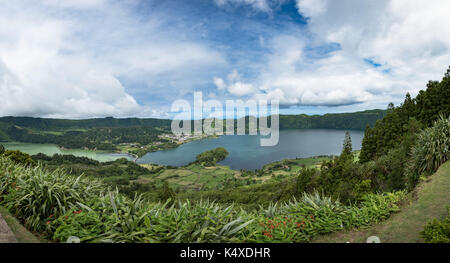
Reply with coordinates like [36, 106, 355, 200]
[279, 109, 387, 130]
[31, 154, 154, 198]
[406, 115, 450, 188]
[0, 116, 171, 131]
[195, 147, 229, 166]
[360, 68, 449, 163]
[2, 150, 36, 167]
[0, 156, 405, 243]
[1, 125, 170, 152]
[420, 208, 450, 243]
[313, 161, 450, 243]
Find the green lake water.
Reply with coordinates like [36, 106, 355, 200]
[2, 142, 134, 162]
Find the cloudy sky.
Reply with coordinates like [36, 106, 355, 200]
[0, 0, 449, 119]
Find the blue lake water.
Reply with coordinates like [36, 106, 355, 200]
[137, 129, 364, 170]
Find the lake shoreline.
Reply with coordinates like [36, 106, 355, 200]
[1, 142, 136, 163]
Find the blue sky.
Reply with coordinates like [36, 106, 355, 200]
[1, 0, 449, 119]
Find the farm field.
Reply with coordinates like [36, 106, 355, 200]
[139, 155, 333, 191]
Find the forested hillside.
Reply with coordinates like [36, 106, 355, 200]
[359, 68, 450, 163]
[0, 116, 172, 131]
[279, 109, 386, 130]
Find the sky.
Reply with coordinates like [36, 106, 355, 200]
[0, 0, 449, 119]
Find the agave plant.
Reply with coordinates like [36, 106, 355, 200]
[407, 115, 450, 188]
[259, 202, 280, 218]
[0, 157, 104, 232]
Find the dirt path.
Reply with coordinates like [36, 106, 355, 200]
[0, 213, 17, 243]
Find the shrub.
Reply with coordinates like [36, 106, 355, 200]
[243, 190, 405, 243]
[0, 157, 104, 233]
[407, 115, 450, 188]
[53, 209, 107, 243]
[420, 208, 450, 243]
[3, 150, 36, 167]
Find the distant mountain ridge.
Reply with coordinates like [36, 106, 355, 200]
[0, 109, 386, 132]
[0, 116, 172, 131]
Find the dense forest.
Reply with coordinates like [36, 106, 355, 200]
[0, 125, 168, 151]
[0, 116, 172, 131]
[279, 109, 386, 130]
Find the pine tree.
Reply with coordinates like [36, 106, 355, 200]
[359, 125, 374, 163]
[342, 131, 352, 157]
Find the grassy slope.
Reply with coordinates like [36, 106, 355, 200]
[313, 161, 450, 243]
[0, 206, 42, 243]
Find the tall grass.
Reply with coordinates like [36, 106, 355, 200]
[0, 156, 406, 243]
[0, 157, 104, 232]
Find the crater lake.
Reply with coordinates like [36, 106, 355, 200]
[137, 129, 364, 170]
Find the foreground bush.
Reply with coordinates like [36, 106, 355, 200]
[420, 207, 450, 243]
[0, 157, 104, 232]
[243, 191, 405, 242]
[2, 150, 36, 167]
[0, 157, 405, 243]
[407, 115, 450, 188]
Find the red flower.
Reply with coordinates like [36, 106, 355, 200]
[263, 231, 272, 238]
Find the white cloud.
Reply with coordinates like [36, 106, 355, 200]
[0, 1, 224, 118]
[228, 82, 256, 96]
[213, 69, 256, 96]
[289, 0, 450, 107]
[220, 0, 450, 109]
[213, 77, 226, 91]
[214, 0, 271, 12]
[296, 0, 326, 17]
[42, 0, 106, 9]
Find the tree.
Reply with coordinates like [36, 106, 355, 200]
[341, 131, 353, 160]
[359, 125, 375, 163]
[196, 147, 229, 166]
[296, 168, 316, 194]
[158, 181, 176, 203]
[0, 144, 4, 155]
